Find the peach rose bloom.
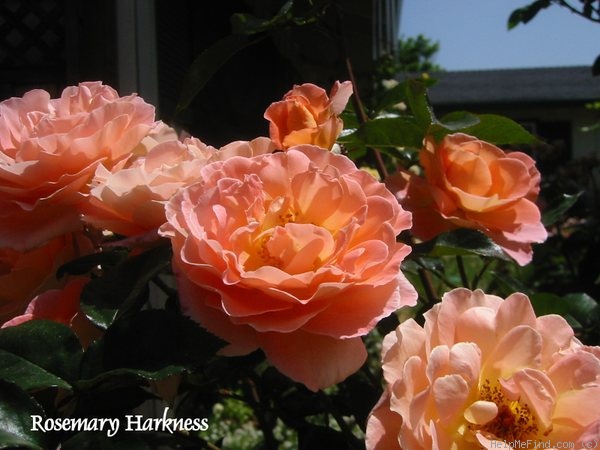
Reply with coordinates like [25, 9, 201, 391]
[0, 81, 155, 251]
[366, 288, 600, 450]
[264, 81, 353, 150]
[0, 232, 94, 324]
[387, 133, 547, 265]
[83, 133, 276, 236]
[2, 277, 101, 348]
[159, 145, 417, 391]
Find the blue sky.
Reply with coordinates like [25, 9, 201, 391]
[399, 0, 600, 71]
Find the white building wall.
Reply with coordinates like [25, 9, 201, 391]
[116, 0, 159, 108]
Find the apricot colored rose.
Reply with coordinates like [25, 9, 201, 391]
[0, 232, 94, 324]
[387, 133, 547, 265]
[0, 82, 155, 251]
[366, 288, 600, 450]
[264, 81, 353, 150]
[82, 134, 276, 236]
[2, 277, 101, 348]
[159, 145, 417, 391]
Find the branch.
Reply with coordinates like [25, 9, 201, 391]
[558, 0, 600, 22]
[335, 2, 389, 180]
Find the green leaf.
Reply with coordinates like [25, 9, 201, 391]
[373, 77, 436, 115]
[428, 111, 481, 142]
[529, 292, 599, 330]
[433, 110, 481, 132]
[79, 310, 224, 384]
[0, 320, 82, 385]
[507, 0, 552, 29]
[0, 350, 70, 392]
[175, 34, 264, 114]
[80, 245, 172, 329]
[431, 229, 511, 261]
[459, 114, 538, 145]
[405, 79, 434, 128]
[0, 380, 48, 450]
[230, 0, 294, 35]
[373, 82, 409, 114]
[529, 292, 571, 317]
[489, 271, 533, 296]
[563, 292, 599, 323]
[230, 13, 274, 35]
[428, 112, 535, 145]
[352, 117, 425, 149]
[542, 193, 582, 226]
[340, 108, 360, 130]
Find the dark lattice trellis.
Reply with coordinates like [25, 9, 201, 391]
[0, 0, 65, 67]
[0, 0, 67, 99]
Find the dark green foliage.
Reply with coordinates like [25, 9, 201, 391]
[374, 34, 443, 80]
[0, 380, 49, 450]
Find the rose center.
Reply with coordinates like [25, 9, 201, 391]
[473, 379, 540, 445]
[245, 204, 298, 270]
[254, 231, 282, 268]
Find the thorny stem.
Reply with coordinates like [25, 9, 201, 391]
[152, 274, 177, 298]
[456, 255, 470, 289]
[415, 258, 457, 290]
[417, 265, 438, 306]
[361, 363, 383, 392]
[334, 1, 389, 181]
[558, 224, 579, 280]
[344, 57, 389, 180]
[319, 392, 362, 450]
[472, 258, 494, 289]
[246, 377, 278, 449]
[101, 227, 167, 250]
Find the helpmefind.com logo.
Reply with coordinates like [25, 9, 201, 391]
[31, 407, 209, 437]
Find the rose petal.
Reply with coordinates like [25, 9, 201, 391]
[258, 331, 367, 391]
[464, 400, 498, 425]
[366, 390, 402, 450]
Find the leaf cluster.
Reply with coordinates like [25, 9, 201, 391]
[508, 0, 600, 74]
[339, 76, 539, 177]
